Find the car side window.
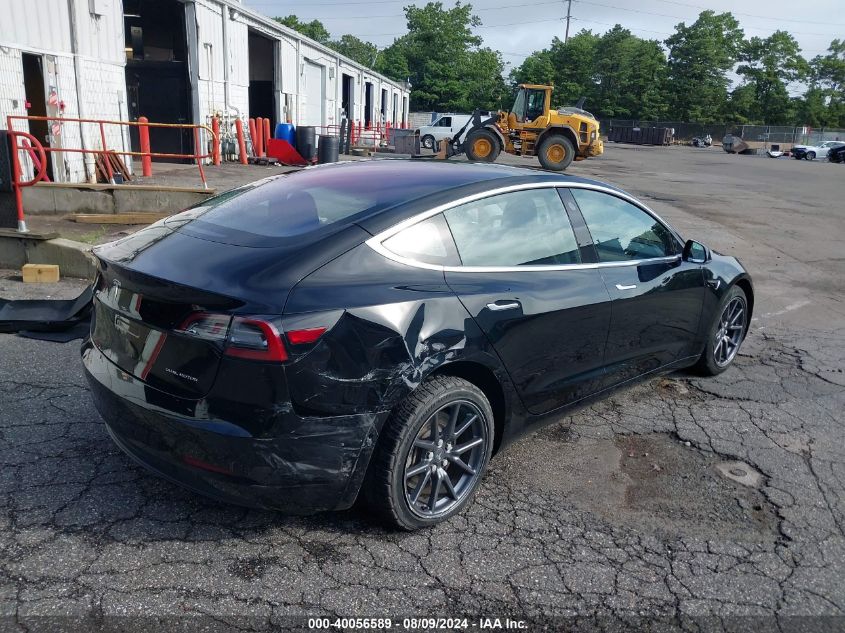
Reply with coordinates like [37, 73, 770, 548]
[571, 189, 680, 262]
[443, 188, 581, 267]
[438, 117, 452, 127]
[381, 213, 460, 266]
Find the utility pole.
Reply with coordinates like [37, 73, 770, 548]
[564, 0, 573, 43]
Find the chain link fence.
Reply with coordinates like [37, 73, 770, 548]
[600, 119, 845, 146]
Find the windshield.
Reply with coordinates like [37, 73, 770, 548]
[511, 89, 526, 119]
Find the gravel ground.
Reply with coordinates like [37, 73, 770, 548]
[1, 145, 843, 632]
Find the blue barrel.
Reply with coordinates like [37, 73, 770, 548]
[275, 122, 296, 146]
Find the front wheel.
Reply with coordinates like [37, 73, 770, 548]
[421, 135, 435, 150]
[806, 151, 816, 160]
[537, 134, 575, 171]
[465, 129, 501, 162]
[693, 285, 748, 376]
[363, 376, 495, 529]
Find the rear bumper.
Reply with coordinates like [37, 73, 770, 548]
[82, 340, 384, 513]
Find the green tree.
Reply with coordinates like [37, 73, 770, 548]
[511, 27, 667, 120]
[328, 34, 380, 67]
[380, 2, 506, 111]
[509, 50, 555, 86]
[460, 47, 509, 111]
[273, 15, 331, 44]
[547, 32, 600, 107]
[724, 84, 759, 124]
[664, 11, 744, 123]
[736, 30, 807, 124]
[804, 39, 845, 126]
[375, 38, 411, 82]
[590, 26, 668, 120]
[793, 87, 828, 127]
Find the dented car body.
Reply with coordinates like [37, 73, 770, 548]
[83, 160, 753, 524]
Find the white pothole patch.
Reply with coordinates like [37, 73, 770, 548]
[714, 461, 762, 488]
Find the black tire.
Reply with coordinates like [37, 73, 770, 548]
[421, 135, 435, 150]
[693, 285, 749, 376]
[363, 376, 495, 530]
[465, 128, 501, 162]
[537, 134, 575, 171]
[806, 151, 816, 160]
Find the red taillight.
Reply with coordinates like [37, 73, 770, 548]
[176, 311, 329, 362]
[178, 312, 231, 342]
[224, 317, 288, 362]
[286, 327, 327, 346]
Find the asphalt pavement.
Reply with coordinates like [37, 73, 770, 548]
[1, 145, 843, 631]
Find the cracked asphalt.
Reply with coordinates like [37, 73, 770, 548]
[1, 146, 844, 631]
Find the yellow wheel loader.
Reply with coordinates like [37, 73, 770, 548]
[443, 84, 603, 171]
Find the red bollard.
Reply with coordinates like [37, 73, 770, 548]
[248, 118, 257, 158]
[256, 117, 266, 157]
[263, 118, 271, 153]
[211, 116, 221, 166]
[235, 118, 248, 165]
[138, 116, 152, 177]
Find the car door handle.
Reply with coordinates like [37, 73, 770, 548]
[615, 284, 637, 290]
[486, 301, 521, 311]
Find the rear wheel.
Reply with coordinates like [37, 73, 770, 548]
[806, 151, 816, 160]
[465, 129, 501, 162]
[537, 134, 575, 171]
[421, 135, 435, 150]
[693, 285, 748, 376]
[363, 376, 494, 530]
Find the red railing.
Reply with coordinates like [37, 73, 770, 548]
[5, 114, 216, 233]
[245, 118, 410, 159]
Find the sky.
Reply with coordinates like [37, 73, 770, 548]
[242, 0, 842, 87]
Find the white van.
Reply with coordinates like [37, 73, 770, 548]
[417, 114, 473, 149]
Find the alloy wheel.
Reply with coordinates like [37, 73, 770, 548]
[403, 400, 488, 518]
[713, 296, 746, 367]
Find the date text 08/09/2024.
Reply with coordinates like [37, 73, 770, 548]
[307, 618, 529, 630]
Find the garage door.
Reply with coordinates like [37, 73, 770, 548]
[301, 61, 325, 127]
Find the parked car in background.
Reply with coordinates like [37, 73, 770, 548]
[792, 140, 845, 160]
[827, 144, 845, 163]
[417, 114, 473, 149]
[83, 160, 753, 529]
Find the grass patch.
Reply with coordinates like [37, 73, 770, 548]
[76, 226, 109, 244]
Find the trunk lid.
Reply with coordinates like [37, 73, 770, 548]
[91, 259, 243, 399]
[90, 218, 369, 399]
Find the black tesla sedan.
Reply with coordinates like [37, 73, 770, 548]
[83, 160, 752, 529]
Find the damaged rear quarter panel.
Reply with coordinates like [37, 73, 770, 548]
[283, 243, 513, 421]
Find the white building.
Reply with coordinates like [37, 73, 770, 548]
[0, 0, 411, 183]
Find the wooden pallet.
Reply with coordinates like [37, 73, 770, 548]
[67, 212, 169, 224]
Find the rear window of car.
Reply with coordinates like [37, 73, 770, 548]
[170, 162, 511, 247]
[185, 177, 377, 238]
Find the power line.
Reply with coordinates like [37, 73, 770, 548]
[648, 0, 845, 27]
[576, 0, 843, 36]
[248, 0, 845, 29]
[273, 0, 563, 19]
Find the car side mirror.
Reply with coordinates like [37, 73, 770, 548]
[683, 239, 710, 264]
